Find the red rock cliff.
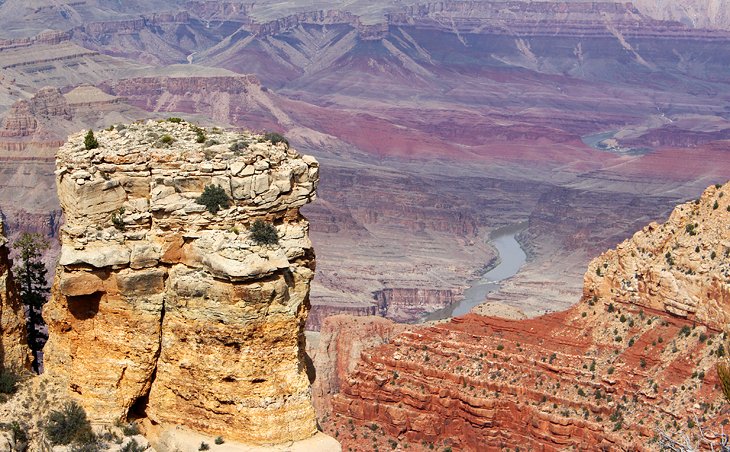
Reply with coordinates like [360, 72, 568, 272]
[324, 181, 730, 451]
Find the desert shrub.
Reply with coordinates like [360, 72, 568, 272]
[215, 436, 224, 445]
[160, 134, 175, 145]
[249, 219, 279, 245]
[229, 140, 249, 153]
[199, 442, 210, 451]
[111, 208, 126, 231]
[121, 422, 140, 436]
[167, 117, 183, 123]
[0, 421, 28, 444]
[196, 185, 230, 214]
[121, 439, 146, 452]
[192, 126, 206, 143]
[84, 130, 99, 150]
[0, 369, 20, 394]
[263, 132, 289, 148]
[44, 401, 94, 445]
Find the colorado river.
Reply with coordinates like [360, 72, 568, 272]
[423, 223, 528, 321]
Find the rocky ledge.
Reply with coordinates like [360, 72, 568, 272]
[43, 120, 321, 445]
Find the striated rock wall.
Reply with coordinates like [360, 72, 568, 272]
[373, 288, 460, 323]
[386, 1, 706, 37]
[325, 181, 730, 451]
[44, 120, 321, 444]
[0, 87, 71, 142]
[307, 302, 378, 331]
[310, 315, 411, 416]
[0, 219, 31, 371]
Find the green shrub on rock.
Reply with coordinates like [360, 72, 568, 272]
[263, 132, 289, 148]
[196, 185, 230, 214]
[249, 219, 279, 245]
[0, 369, 20, 394]
[84, 130, 99, 150]
[44, 401, 94, 445]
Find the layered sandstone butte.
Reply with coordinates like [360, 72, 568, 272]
[0, 219, 31, 371]
[44, 120, 320, 444]
[324, 182, 730, 450]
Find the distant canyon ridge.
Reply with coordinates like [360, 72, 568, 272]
[0, 0, 728, 329]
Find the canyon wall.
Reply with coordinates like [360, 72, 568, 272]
[43, 120, 321, 444]
[310, 315, 412, 417]
[373, 288, 461, 323]
[0, 219, 31, 371]
[324, 181, 730, 450]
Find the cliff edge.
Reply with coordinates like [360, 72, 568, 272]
[44, 120, 320, 444]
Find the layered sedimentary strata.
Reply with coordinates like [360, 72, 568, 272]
[310, 315, 411, 415]
[325, 182, 730, 451]
[0, 86, 70, 135]
[44, 120, 320, 444]
[0, 219, 31, 371]
[373, 288, 460, 323]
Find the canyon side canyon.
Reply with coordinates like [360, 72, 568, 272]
[318, 181, 730, 450]
[1, 0, 729, 329]
[0, 1, 729, 450]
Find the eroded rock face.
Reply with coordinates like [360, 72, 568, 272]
[44, 120, 320, 444]
[324, 182, 730, 451]
[585, 182, 730, 327]
[310, 315, 411, 415]
[0, 219, 31, 371]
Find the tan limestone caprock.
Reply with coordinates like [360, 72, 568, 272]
[44, 120, 327, 446]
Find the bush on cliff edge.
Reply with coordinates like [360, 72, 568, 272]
[84, 130, 99, 150]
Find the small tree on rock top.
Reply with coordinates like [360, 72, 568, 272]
[84, 129, 99, 150]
